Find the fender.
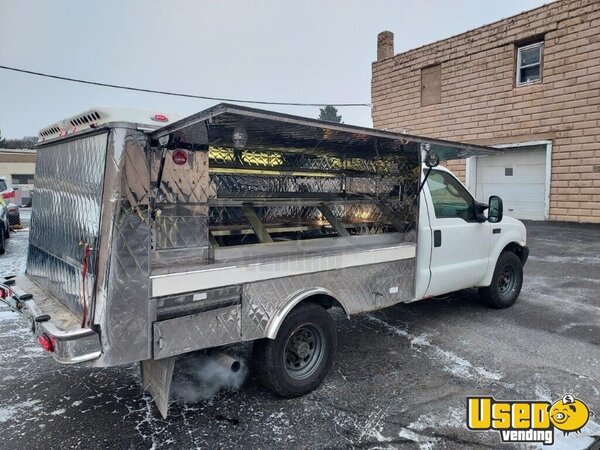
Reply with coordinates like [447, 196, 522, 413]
[264, 287, 350, 339]
[478, 222, 527, 287]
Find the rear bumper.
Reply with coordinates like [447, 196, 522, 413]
[0, 275, 101, 365]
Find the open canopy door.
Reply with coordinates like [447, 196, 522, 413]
[150, 103, 500, 161]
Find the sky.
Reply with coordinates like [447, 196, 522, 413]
[0, 0, 551, 139]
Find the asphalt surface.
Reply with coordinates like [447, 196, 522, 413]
[0, 217, 599, 449]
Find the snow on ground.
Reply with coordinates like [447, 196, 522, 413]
[0, 218, 598, 449]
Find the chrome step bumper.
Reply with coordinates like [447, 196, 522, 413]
[0, 275, 101, 365]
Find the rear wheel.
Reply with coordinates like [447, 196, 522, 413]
[253, 302, 337, 397]
[479, 251, 523, 308]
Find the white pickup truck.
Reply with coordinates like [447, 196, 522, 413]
[0, 104, 528, 417]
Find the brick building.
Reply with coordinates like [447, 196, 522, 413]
[372, 0, 600, 222]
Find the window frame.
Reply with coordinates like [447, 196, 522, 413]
[426, 169, 478, 223]
[516, 41, 544, 87]
[10, 174, 35, 185]
[420, 63, 442, 107]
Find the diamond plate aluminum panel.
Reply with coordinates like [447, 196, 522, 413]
[241, 259, 415, 340]
[153, 205, 209, 250]
[152, 149, 211, 204]
[26, 246, 94, 317]
[207, 147, 410, 176]
[150, 149, 210, 252]
[27, 132, 108, 316]
[153, 305, 241, 359]
[346, 177, 397, 195]
[209, 206, 246, 226]
[141, 357, 175, 419]
[210, 174, 343, 195]
[93, 129, 153, 366]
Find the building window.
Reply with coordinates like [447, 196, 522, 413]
[516, 42, 543, 86]
[11, 174, 35, 185]
[421, 64, 441, 106]
[505, 168, 513, 176]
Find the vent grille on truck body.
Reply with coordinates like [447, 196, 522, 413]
[37, 107, 180, 144]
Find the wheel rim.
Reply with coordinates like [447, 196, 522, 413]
[283, 324, 325, 380]
[497, 264, 516, 296]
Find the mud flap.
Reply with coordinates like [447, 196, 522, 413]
[140, 357, 176, 419]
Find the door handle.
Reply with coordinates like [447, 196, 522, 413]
[434, 230, 442, 247]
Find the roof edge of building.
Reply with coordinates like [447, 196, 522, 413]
[374, 0, 585, 66]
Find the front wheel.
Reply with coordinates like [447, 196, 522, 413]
[253, 302, 337, 398]
[479, 251, 523, 308]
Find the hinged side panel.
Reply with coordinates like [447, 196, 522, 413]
[94, 129, 152, 366]
[27, 132, 109, 319]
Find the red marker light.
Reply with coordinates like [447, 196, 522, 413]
[38, 334, 55, 352]
[151, 114, 169, 122]
[172, 150, 188, 165]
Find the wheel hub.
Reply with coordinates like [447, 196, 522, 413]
[498, 265, 515, 294]
[292, 341, 311, 359]
[283, 324, 325, 380]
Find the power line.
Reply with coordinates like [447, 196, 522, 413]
[0, 65, 371, 108]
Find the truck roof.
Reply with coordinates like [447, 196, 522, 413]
[37, 107, 181, 143]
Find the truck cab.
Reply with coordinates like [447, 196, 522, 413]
[417, 164, 528, 307]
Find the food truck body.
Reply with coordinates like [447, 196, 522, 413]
[1, 104, 527, 417]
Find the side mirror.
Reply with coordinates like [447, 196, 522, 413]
[488, 195, 503, 223]
[424, 152, 440, 168]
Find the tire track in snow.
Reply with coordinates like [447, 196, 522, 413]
[366, 315, 504, 383]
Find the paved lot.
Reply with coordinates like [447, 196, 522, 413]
[0, 219, 599, 449]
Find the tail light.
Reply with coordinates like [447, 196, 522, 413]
[38, 334, 55, 352]
[2, 191, 15, 199]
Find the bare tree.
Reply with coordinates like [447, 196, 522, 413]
[2, 136, 37, 149]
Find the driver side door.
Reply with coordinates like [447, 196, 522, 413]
[424, 169, 491, 297]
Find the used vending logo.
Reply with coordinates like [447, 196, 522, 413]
[466, 394, 591, 445]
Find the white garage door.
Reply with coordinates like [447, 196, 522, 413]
[472, 145, 547, 221]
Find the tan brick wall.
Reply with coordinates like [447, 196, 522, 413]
[372, 0, 600, 223]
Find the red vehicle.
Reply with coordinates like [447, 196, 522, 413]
[0, 177, 15, 201]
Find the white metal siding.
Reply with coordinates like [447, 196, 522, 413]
[473, 146, 546, 220]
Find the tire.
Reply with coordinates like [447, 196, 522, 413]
[3, 222, 9, 239]
[479, 251, 523, 309]
[0, 225, 6, 255]
[253, 302, 337, 398]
